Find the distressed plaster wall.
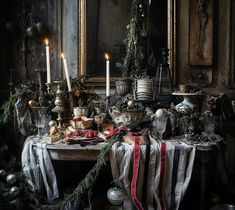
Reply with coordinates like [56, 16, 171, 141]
[177, 0, 234, 98]
[0, 0, 234, 100]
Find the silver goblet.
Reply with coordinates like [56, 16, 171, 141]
[155, 116, 168, 140]
[31, 106, 48, 139]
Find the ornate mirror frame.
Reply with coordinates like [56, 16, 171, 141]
[229, 0, 235, 88]
[78, 0, 176, 86]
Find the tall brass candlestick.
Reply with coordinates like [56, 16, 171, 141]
[52, 80, 65, 128]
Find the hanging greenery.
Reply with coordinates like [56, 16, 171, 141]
[116, 0, 155, 78]
[196, 0, 209, 58]
[0, 81, 38, 125]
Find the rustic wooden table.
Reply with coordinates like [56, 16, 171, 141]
[33, 139, 224, 210]
[44, 142, 105, 161]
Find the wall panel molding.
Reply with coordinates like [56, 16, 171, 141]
[229, 0, 235, 88]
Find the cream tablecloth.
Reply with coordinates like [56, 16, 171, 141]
[110, 136, 196, 210]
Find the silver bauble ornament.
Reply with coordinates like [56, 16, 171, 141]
[26, 26, 36, 38]
[107, 187, 126, 206]
[28, 100, 38, 108]
[10, 186, 20, 197]
[127, 100, 136, 109]
[155, 108, 166, 118]
[49, 120, 57, 127]
[6, 174, 17, 185]
[139, 4, 143, 9]
[35, 22, 45, 34]
[0, 169, 6, 177]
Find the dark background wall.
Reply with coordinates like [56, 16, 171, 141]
[177, 0, 235, 98]
[0, 0, 234, 102]
[0, 0, 63, 103]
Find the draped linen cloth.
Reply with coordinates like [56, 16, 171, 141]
[110, 136, 196, 210]
[21, 136, 59, 201]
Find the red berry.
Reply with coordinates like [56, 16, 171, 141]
[75, 130, 81, 136]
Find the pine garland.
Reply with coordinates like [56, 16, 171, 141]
[118, 0, 153, 78]
[17, 131, 125, 210]
[59, 130, 125, 209]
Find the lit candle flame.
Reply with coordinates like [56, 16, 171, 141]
[61, 53, 65, 59]
[45, 38, 49, 46]
[105, 53, 109, 61]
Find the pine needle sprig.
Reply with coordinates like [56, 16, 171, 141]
[0, 81, 38, 124]
[123, 0, 151, 78]
[59, 130, 125, 209]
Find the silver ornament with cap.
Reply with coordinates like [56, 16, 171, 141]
[49, 120, 57, 127]
[107, 187, 126, 206]
[127, 100, 136, 109]
[0, 169, 6, 177]
[6, 174, 17, 185]
[10, 186, 20, 197]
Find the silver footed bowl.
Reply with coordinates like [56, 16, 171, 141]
[109, 106, 145, 128]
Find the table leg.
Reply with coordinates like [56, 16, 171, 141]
[200, 161, 209, 210]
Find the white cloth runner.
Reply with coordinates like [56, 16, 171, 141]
[21, 136, 59, 201]
[110, 136, 196, 210]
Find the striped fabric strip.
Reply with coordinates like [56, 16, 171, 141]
[159, 142, 166, 210]
[131, 136, 144, 210]
[110, 136, 196, 210]
[170, 145, 181, 210]
[183, 147, 190, 182]
[142, 135, 151, 210]
[180, 144, 196, 200]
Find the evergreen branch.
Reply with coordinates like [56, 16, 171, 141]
[122, 0, 151, 77]
[0, 81, 38, 125]
[59, 131, 125, 210]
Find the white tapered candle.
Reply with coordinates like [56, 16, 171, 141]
[61, 53, 72, 91]
[105, 53, 110, 97]
[45, 38, 51, 83]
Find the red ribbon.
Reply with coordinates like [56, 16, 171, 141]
[131, 135, 144, 210]
[105, 126, 126, 140]
[107, 128, 144, 209]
